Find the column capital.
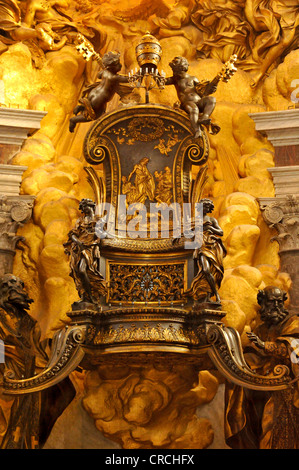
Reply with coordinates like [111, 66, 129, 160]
[258, 195, 299, 249]
[259, 195, 299, 311]
[0, 194, 35, 275]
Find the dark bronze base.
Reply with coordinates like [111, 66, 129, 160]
[3, 302, 293, 394]
[68, 304, 226, 353]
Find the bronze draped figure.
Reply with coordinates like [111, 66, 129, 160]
[225, 286, 299, 449]
[185, 199, 227, 304]
[0, 274, 75, 448]
[63, 198, 106, 306]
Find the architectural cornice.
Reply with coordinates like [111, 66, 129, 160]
[249, 109, 299, 146]
[0, 107, 47, 146]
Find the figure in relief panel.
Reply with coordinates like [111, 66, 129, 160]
[127, 157, 156, 204]
[0, 0, 74, 59]
[154, 166, 173, 205]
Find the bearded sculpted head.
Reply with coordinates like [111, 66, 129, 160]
[257, 286, 289, 326]
[0, 274, 33, 318]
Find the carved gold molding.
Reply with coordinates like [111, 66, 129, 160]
[106, 259, 188, 304]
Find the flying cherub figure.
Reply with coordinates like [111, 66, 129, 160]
[69, 51, 129, 132]
[166, 55, 237, 138]
[165, 56, 217, 138]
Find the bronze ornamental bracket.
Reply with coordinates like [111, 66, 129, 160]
[206, 323, 291, 391]
[3, 324, 86, 395]
[3, 306, 292, 395]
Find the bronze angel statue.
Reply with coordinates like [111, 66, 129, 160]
[63, 198, 107, 305]
[185, 198, 227, 304]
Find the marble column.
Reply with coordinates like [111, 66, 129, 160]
[259, 196, 299, 312]
[0, 107, 46, 275]
[250, 109, 299, 312]
[0, 194, 34, 274]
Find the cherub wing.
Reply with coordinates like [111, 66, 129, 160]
[116, 83, 134, 98]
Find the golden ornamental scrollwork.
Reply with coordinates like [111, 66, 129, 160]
[93, 322, 197, 346]
[107, 118, 183, 157]
[107, 261, 187, 304]
[184, 133, 209, 165]
[128, 117, 165, 141]
[83, 133, 116, 165]
[207, 323, 291, 390]
[107, 117, 166, 144]
[83, 105, 207, 165]
[91, 145, 107, 164]
[3, 324, 87, 395]
[100, 237, 186, 253]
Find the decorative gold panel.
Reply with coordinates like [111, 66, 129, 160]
[106, 260, 187, 304]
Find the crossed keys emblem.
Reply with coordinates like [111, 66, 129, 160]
[75, 33, 102, 63]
